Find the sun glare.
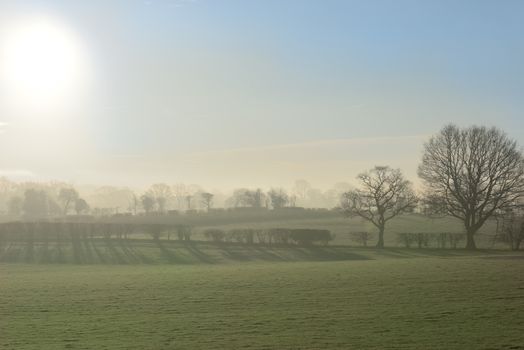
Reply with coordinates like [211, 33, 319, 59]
[1, 16, 88, 108]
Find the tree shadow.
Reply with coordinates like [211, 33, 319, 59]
[104, 238, 128, 264]
[155, 240, 190, 264]
[183, 242, 216, 264]
[71, 236, 87, 264]
[286, 246, 371, 261]
[117, 239, 154, 264]
[252, 246, 288, 262]
[218, 244, 253, 261]
[90, 239, 108, 264]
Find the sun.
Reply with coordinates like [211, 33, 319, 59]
[0, 16, 88, 108]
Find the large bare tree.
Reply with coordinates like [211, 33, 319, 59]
[340, 166, 417, 248]
[418, 125, 524, 249]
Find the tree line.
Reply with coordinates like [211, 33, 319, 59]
[0, 221, 333, 247]
[341, 124, 524, 250]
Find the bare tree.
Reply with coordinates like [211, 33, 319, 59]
[128, 193, 139, 215]
[74, 198, 90, 215]
[340, 166, 417, 248]
[268, 188, 289, 209]
[199, 192, 214, 211]
[418, 125, 524, 249]
[185, 195, 193, 210]
[147, 183, 172, 213]
[58, 188, 79, 215]
[292, 179, 311, 205]
[495, 209, 524, 251]
[7, 196, 23, 217]
[140, 194, 156, 214]
[172, 183, 189, 210]
[23, 189, 50, 218]
[227, 188, 266, 208]
[349, 231, 374, 247]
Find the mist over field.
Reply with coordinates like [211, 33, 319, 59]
[1, 1, 524, 349]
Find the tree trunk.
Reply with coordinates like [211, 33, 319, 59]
[465, 228, 477, 250]
[376, 226, 385, 248]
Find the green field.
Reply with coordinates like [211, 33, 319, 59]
[2, 246, 523, 349]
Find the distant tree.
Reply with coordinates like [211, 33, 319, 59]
[74, 198, 90, 215]
[325, 182, 353, 208]
[172, 183, 188, 210]
[495, 209, 524, 251]
[251, 189, 266, 208]
[147, 183, 172, 213]
[418, 125, 524, 249]
[268, 188, 289, 209]
[185, 195, 193, 210]
[288, 195, 297, 207]
[7, 196, 23, 217]
[292, 179, 311, 205]
[341, 166, 417, 248]
[0, 177, 16, 211]
[140, 194, 156, 214]
[228, 188, 266, 208]
[199, 192, 214, 211]
[58, 188, 79, 215]
[23, 189, 49, 218]
[128, 193, 139, 215]
[349, 231, 375, 247]
[172, 183, 201, 210]
[203, 228, 226, 242]
[47, 198, 62, 217]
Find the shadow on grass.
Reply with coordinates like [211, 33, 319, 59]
[155, 240, 190, 264]
[118, 239, 155, 264]
[183, 242, 216, 264]
[287, 246, 371, 262]
[0, 238, 517, 264]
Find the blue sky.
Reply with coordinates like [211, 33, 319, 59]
[0, 0, 523, 188]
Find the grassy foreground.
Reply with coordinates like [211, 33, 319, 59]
[2, 252, 524, 349]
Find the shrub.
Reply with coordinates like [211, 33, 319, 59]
[203, 229, 226, 242]
[228, 229, 255, 244]
[289, 229, 332, 246]
[349, 231, 374, 247]
[267, 228, 292, 245]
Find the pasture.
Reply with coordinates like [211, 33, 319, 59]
[2, 248, 524, 349]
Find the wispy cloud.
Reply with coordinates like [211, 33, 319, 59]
[188, 135, 429, 157]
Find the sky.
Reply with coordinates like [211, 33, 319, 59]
[0, 0, 523, 190]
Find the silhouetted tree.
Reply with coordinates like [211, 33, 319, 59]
[341, 166, 417, 248]
[228, 188, 266, 208]
[200, 192, 214, 211]
[7, 196, 23, 217]
[349, 231, 374, 247]
[75, 198, 90, 215]
[418, 125, 524, 249]
[23, 189, 49, 218]
[268, 188, 289, 209]
[128, 193, 139, 215]
[147, 183, 172, 213]
[495, 209, 524, 250]
[292, 179, 311, 205]
[58, 188, 79, 215]
[140, 194, 155, 214]
[185, 195, 193, 210]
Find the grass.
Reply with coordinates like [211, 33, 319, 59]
[2, 249, 524, 349]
